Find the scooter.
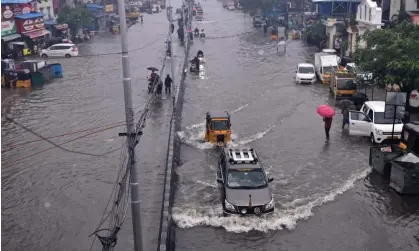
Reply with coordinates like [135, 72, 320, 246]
[194, 30, 199, 37]
[199, 32, 205, 38]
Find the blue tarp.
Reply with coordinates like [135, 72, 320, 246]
[44, 20, 57, 25]
[86, 4, 104, 10]
[1, 0, 31, 4]
[15, 12, 44, 19]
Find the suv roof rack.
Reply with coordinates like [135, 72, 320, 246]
[227, 148, 258, 164]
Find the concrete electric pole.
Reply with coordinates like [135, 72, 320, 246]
[116, 0, 144, 250]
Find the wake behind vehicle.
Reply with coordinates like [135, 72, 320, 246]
[205, 111, 231, 146]
[217, 148, 274, 216]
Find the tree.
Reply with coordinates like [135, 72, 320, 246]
[354, 22, 419, 94]
[57, 5, 92, 38]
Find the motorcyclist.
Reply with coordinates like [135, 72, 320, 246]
[194, 27, 199, 34]
[197, 50, 204, 58]
[191, 56, 199, 72]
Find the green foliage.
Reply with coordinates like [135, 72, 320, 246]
[240, 0, 277, 12]
[304, 21, 326, 47]
[57, 5, 92, 30]
[354, 22, 419, 91]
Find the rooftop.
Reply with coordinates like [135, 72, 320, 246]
[298, 63, 314, 67]
[365, 101, 385, 112]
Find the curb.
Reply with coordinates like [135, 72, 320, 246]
[157, 4, 192, 251]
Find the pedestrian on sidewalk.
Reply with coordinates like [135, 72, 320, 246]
[165, 74, 172, 94]
[342, 107, 350, 129]
[323, 117, 333, 139]
[171, 23, 175, 33]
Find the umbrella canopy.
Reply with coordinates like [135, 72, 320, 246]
[317, 105, 335, 118]
[147, 66, 158, 71]
[336, 99, 354, 109]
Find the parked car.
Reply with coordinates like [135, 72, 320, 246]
[295, 63, 316, 84]
[40, 43, 78, 58]
[349, 101, 404, 144]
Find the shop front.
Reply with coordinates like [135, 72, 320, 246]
[15, 12, 51, 54]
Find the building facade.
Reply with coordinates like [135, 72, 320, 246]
[36, 0, 55, 20]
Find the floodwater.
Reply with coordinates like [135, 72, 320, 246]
[1, 12, 181, 251]
[172, 1, 419, 251]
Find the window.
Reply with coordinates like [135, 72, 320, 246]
[364, 6, 367, 21]
[47, 7, 51, 19]
[227, 168, 267, 189]
[368, 110, 374, 121]
[374, 112, 402, 124]
[39, 7, 44, 14]
[298, 66, 315, 74]
[210, 120, 229, 130]
[337, 79, 357, 90]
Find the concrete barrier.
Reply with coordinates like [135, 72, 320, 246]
[157, 4, 192, 251]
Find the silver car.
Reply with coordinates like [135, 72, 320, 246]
[217, 148, 275, 216]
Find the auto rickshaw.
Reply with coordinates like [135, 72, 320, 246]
[204, 111, 232, 146]
[270, 28, 278, 41]
[399, 122, 419, 152]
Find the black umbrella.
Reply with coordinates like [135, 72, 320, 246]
[336, 99, 354, 109]
[147, 67, 158, 71]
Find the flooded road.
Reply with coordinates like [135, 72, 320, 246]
[172, 1, 419, 251]
[2, 12, 182, 251]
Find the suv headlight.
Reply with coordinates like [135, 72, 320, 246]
[225, 200, 235, 211]
[375, 128, 383, 135]
[265, 198, 274, 210]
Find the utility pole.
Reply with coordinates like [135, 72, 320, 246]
[117, 0, 144, 250]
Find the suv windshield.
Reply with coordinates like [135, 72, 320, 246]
[298, 66, 314, 74]
[337, 79, 357, 90]
[374, 112, 402, 124]
[211, 120, 229, 130]
[227, 168, 267, 189]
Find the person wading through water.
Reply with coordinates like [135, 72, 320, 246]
[323, 117, 333, 139]
[165, 74, 172, 94]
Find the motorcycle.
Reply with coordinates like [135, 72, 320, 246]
[199, 32, 205, 38]
[194, 30, 199, 37]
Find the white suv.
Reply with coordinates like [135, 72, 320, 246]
[40, 43, 78, 58]
[349, 101, 404, 144]
[295, 63, 316, 84]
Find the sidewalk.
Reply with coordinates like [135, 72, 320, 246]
[126, 38, 184, 251]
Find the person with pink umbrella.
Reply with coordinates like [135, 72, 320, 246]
[317, 105, 336, 139]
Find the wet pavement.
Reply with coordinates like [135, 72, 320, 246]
[1, 12, 183, 251]
[172, 1, 419, 251]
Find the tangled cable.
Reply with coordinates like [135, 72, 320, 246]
[89, 17, 174, 251]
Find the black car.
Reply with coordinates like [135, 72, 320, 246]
[217, 148, 274, 216]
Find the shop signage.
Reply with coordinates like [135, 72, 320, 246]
[327, 18, 337, 26]
[16, 16, 45, 34]
[1, 3, 33, 21]
[2, 5, 14, 21]
[105, 4, 114, 12]
[1, 20, 17, 36]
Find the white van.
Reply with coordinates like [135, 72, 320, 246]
[295, 63, 316, 84]
[152, 4, 161, 13]
[349, 101, 404, 144]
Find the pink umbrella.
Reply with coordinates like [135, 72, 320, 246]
[317, 105, 335, 118]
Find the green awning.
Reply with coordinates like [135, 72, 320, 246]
[2, 34, 21, 42]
